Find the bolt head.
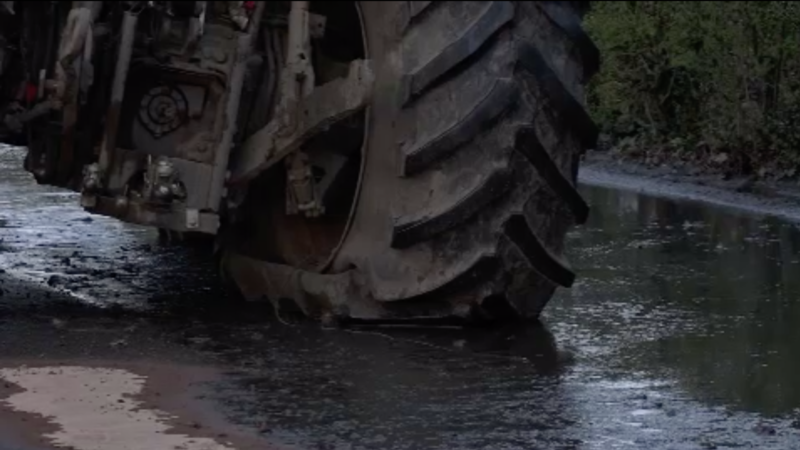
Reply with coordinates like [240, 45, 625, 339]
[156, 159, 174, 178]
[84, 178, 98, 191]
[170, 182, 186, 199]
[155, 184, 172, 200]
[114, 196, 129, 209]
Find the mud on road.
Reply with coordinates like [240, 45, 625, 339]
[3, 144, 800, 450]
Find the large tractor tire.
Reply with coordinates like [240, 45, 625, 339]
[225, 1, 598, 325]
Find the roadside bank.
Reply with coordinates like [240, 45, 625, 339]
[580, 150, 800, 225]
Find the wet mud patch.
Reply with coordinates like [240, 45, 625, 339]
[0, 377, 58, 450]
[0, 359, 272, 450]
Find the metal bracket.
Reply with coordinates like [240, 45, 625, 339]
[280, 1, 321, 217]
[227, 0, 373, 213]
[228, 58, 373, 185]
[186, 208, 199, 229]
[309, 13, 327, 39]
[285, 150, 324, 217]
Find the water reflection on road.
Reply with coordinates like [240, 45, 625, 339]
[558, 186, 800, 417]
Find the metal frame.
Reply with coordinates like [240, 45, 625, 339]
[9, 1, 375, 236]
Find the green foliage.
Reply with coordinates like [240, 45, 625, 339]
[586, 1, 800, 176]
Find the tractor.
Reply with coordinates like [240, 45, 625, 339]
[0, 1, 598, 325]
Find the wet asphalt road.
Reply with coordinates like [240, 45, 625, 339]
[3, 144, 800, 449]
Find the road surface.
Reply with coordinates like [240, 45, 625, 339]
[2, 145, 800, 449]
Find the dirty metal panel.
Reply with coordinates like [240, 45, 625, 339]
[121, 64, 226, 166]
[82, 194, 220, 234]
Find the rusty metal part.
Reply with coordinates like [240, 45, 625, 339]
[223, 251, 380, 320]
[307, 149, 350, 202]
[278, 1, 314, 133]
[285, 150, 323, 217]
[81, 193, 219, 234]
[224, 162, 352, 272]
[55, 2, 102, 186]
[54, 2, 102, 104]
[206, 1, 265, 210]
[227, 1, 249, 31]
[228, 58, 374, 184]
[81, 162, 102, 193]
[279, 1, 320, 217]
[181, 1, 207, 54]
[80, 19, 96, 99]
[2, 99, 59, 132]
[224, 252, 479, 325]
[97, 10, 138, 183]
[243, 28, 281, 139]
[308, 13, 327, 40]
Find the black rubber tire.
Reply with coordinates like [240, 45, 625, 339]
[322, 1, 599, 322]
[227, 1, 599, 324]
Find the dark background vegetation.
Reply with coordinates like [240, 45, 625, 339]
[585, 1, 800, 178]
